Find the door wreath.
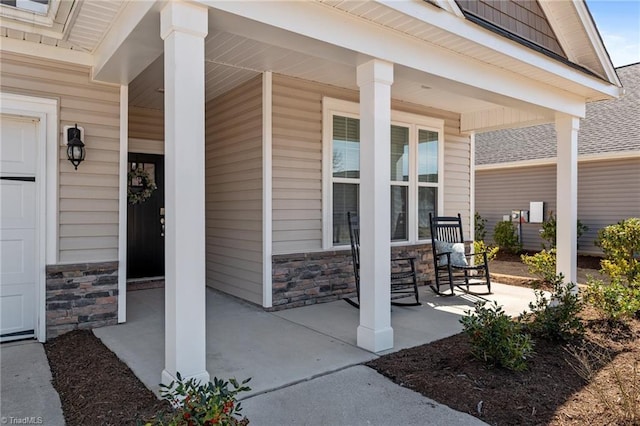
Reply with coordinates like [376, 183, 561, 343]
[128, 168, 157, 205]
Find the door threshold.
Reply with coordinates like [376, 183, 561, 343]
[127, 276, 165, 291]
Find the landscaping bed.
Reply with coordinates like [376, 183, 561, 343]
[368, 306, 640, 426]
[44, 330, 169, 426]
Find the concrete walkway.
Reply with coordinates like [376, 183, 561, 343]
[0, 341, 65, 426]
[242, 365, 487, 425]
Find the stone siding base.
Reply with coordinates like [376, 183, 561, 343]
[271, 244, 435, 310]
[46, 261, 119, 339]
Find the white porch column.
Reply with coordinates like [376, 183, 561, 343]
[555, 113, 580, 285]
[356, 59, 394, 353]
[160, 1, 209, 386]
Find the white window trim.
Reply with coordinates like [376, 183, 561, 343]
[322, 96, 444, 250]
[0, 92, 59, 342]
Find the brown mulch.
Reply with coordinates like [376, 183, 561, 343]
[368, 306, 640, 426]
[490, 253, 607, 288]
[44, 330, 169, 426]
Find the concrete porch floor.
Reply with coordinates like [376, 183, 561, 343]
[94, 282, 537, 400]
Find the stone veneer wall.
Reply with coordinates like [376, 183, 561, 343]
[271, 244, 435, 310]
[46, 261, 118, 339]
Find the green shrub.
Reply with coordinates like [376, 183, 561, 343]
[493, 220, 522, 254]
[475, 212, 488, 241]
[460, 301, 534, 372]
[473, 240, 499, 263]
[595, 218, 640, 284]
[519, 275, 584, 342]
[585, 278, 640, 321]
[521, 249, 556, 284]
[155, 373, 251, 426]
[539, 212, 589, 250]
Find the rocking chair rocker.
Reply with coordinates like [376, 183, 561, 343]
[345, 212, 421, 308]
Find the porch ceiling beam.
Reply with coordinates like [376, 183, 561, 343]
[92, 0, 164, 84]
[198, 0, 590, 117]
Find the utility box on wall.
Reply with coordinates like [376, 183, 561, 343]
[530, 202, 544, 223]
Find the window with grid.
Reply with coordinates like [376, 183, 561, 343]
[326, 100, 443, 247]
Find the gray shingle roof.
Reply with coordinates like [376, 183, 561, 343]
[475, 63, 640, 165]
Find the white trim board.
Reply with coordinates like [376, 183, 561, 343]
[475, 150, 640, 171]
[0, 92, 59, 342]
[262, 71, 273, 309]
[118, 86, 128, 323]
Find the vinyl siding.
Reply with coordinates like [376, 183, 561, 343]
[128, 106, 164, 154]
[205, 75, 263, 304]
[475, 157, 640, 254]
[0, 51, 121, 262]
[271, 74, 470, 254]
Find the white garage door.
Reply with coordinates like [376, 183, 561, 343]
[1, 115, 38, 342]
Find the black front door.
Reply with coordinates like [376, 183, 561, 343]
[127, 153, 165, 279]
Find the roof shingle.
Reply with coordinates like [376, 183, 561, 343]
[476, 63, 640, 165]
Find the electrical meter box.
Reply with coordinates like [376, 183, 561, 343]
[511, 210, 530, 223]
[530, 202, 544, 223]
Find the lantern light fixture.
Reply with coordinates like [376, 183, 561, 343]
[65, 124, 85, 170]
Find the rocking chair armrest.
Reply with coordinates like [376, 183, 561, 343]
[393, 256, 416, 262]
[434, 251, 452, 258]
[463, 251, 488, 257]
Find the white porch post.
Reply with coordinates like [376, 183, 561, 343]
[160, 1, 210, 386]
[555, 113, 580, 285]
[356, 59, 394, 353]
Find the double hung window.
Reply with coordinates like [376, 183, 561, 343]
[323, 98, 443, 248]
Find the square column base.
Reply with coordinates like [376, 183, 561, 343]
[357, 325, 393, 353]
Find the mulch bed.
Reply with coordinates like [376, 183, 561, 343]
[44, 330, 169, 426]
[495, 251, 603, 270]
[368, 306, 640, 426]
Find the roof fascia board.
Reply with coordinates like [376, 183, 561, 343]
[92, 0, 164, 83]
[573, 0, 621, 87]
[476, 150, 640, 170]
[198, 0, 587, 117]
[0, 36, 93, 66]
[376, 0, 621, 96]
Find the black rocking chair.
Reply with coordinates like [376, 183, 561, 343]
[345, 212, 421, 308]
[429, 213, 491, 296]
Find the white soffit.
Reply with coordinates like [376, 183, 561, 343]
[128, 27, 497, 113]
[318, 0, 620, 98]
[66, 0, 125, 52]
[538, 0, 618, 86]
[0, 0, 126, 53]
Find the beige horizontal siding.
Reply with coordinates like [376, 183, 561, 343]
[129, 106, 164, 141]
[475, 157, 640, 254]
[271, 74, 470, 254]
[205, 75, 263, 305]
[0, 51, 120, 263]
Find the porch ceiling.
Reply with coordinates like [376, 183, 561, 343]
[128, 27, 497, 115]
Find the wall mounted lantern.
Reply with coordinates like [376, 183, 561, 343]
[66, 124, 85, 170]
